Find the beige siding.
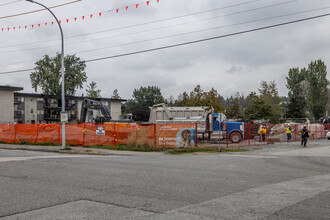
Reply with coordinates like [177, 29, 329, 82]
[0, 90, 14, 123]
[110, 101, 121, 120]
[24, 97, 37, 123]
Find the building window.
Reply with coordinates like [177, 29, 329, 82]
[37, 110, 44, 115]
[30, 109, 33, 113]
[37, 98, 43, 102]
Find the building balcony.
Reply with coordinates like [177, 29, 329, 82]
[14, 111, 22, 118]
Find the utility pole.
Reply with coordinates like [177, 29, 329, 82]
[25, 0, 66, 149]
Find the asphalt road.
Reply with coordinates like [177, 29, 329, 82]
[1, 140, 330, 219]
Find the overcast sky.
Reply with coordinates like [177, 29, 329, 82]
[1, 0, 330, 100]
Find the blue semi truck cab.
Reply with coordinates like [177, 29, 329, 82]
[212, 113, 244, 143]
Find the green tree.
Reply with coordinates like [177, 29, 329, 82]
[187, 85, 204, 106]
[174, 92, 189, 106]
[286, 67, 307, 118]
[86, 81, 101, 98]
[306, 60, 329, 120]
[173, 85, 225, 112]
[111, 89, 121, 99]
[203, 88, 225, 113]
[244, 97, 274, 120]
[226, 93, 243, 118]
[30, 53, 87, 96]
[126, 86, 165, 112]
[245, 91, 258, 108]
[258, 80, 283, 119]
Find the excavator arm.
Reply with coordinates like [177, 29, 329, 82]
[80, 98, 111, 123]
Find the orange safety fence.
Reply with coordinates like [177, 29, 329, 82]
[84, 123, 115, 146]
[38, 124, 61, 144]
[15, 124, 39, 143]
[0, 124, 15, 143]
[0, 122, 327, 149]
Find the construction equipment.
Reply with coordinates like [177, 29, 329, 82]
[80, 98, 134, 123]
[149, 103, 244, 143]
[80, 98, 111, 123]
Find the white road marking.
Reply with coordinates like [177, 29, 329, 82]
[219, 154, 278, 159]
[0, 155, 107, 163]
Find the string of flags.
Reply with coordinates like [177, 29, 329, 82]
[1, 0, 160, 33]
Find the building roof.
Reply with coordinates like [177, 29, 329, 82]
[0, 85, 23, 91]
[14, 92, 127, 102]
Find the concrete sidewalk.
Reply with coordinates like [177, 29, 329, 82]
[0, 143, 163, 156]
[1, 139, 328, 157]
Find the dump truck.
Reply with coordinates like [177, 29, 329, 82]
[149, 103, 244, 143]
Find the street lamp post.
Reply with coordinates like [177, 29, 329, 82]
[26, 0, 66, 149]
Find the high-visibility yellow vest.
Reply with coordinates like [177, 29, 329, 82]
[286, 127, 291, 134]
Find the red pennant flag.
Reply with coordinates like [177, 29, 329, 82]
[19, 26, 21, 29]
[157, 0, 159, 2]
[116, 9, 119, 13]
[59, 20, 62, 24]
[99, 12, 102, 16]
[1, 28, 3, 31]
[45, 23, 47, 26]
[32, 25, 34, 28]
[147, 1, 150, 6]
[51, 22, 54, 25]
[38, 24, 40, 27]
[13, 27, 15, 30]
[136, 4, 139, 8]
[66, 19, 69, 23]
[25, 26, 27, 29]
[126, 6, 128, 10]
[7, 27, 9, 31]
[82, 16, 85, 20]
[90, 14, 93, 18]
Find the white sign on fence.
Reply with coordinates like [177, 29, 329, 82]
[96, 126, 105, 135]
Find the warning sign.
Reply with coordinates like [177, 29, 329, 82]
[96, 126, 105, 135]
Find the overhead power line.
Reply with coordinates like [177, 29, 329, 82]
[0, 0, 300, 54]
[0, 0, 270, 49]
[0, 68, 33, 74]
[0, 0, 22, 7]
[76, 6, 330, 55]
[0, 0, 82, 20]
[0, 11, 330, 75]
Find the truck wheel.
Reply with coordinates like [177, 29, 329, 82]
[229, 132, 242, 143]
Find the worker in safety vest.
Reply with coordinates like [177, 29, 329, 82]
[286, 125, 292, 142]
[261, 126, 267, 141]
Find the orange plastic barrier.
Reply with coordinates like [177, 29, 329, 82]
[1, 122, 326, 149]
[38, 124, 60, 144]
[15, 124, 38, 143]
[0, 124, 15, 143]
[84, 123, 116, 146]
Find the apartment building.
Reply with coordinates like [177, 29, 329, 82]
[0, 85, 23, 124]
[0, 85, 126, 124]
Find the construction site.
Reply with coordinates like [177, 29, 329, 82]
[0, 85, 328, 149]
